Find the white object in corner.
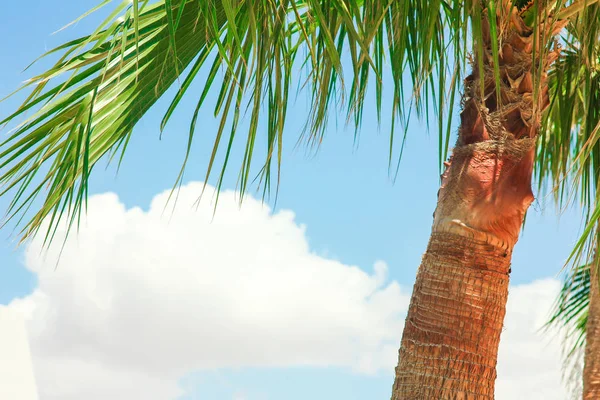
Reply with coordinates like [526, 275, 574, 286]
[0, 306, 38, 400]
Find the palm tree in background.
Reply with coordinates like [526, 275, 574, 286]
[2, 0, 600, 398]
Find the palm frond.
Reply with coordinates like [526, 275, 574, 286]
[547, 262, 590, 353]
[0, 0, 473, 243]
[2, 0, 600, 247]
[536, 1, 600, 269]
[545, 261, 591, 397]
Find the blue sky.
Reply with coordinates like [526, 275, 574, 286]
[0, 1, 587, 399]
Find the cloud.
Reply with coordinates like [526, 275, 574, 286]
[496, 279, 571, 400]
[9, 183, 408, 399]
[7, 183, 571, 399]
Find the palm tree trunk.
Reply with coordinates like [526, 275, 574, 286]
[391, 6, 562, 399]
[584, 271, 600, 399]
[391, 232, 513, 398]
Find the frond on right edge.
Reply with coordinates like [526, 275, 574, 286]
[545, 261, 591, 397]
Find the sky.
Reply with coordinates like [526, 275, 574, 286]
[0, 1, 589, 399]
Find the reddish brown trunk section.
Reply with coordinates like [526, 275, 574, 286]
[584, 273, 600, 399]
[391, 4, 562, 399]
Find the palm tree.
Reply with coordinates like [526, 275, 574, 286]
[2, 0, 600, 398]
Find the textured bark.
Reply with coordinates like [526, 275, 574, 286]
[391, 4, 564, 399]
[392, 232, 510, 399]
[583, 273, 600, 399]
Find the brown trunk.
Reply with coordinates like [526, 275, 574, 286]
[392, 232, 511, 399]
[391, 4, 564, 399]
[583, 272, 600, 399]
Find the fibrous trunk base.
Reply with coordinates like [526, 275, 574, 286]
[391, 232, 509, 400]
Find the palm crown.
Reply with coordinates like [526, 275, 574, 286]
[1, 1, 599, 257]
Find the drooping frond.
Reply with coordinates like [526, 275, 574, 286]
[545, 260, 591, 397]
[0, 0, 478, 244]
[1, 0, 599, 247]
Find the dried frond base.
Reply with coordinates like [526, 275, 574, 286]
[434, 3, 563, 250]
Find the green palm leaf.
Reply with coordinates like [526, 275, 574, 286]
[0, 0, 471, 243]
[545, 261, 591, 397]
[1, 0, 223, 243]
[537, 1, 600, 268]
[1, 0, 600, 255]
[547, 263, 590, 355]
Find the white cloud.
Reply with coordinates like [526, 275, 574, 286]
[9, 183, 408, 399]
[496, 279, 571, 400]
[6, 183, 572, 399]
